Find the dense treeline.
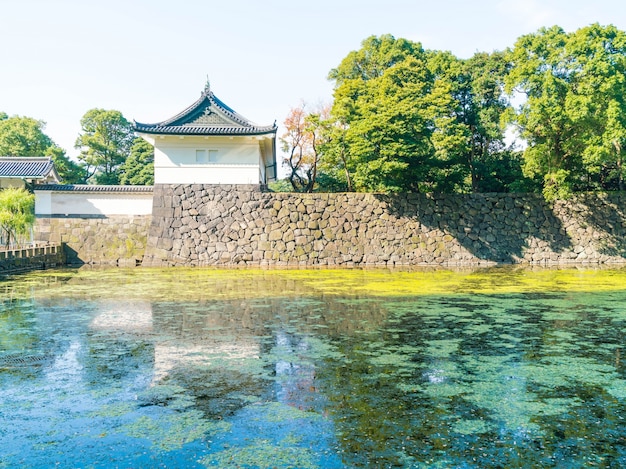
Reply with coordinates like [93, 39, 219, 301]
[281, 24, 626, 200]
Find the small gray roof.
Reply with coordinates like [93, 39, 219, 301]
[33, 184, 154, 193]
[133, 85, 277, 136]
[0, 157, 60, 181]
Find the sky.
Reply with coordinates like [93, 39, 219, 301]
[1, 0, 625, 162]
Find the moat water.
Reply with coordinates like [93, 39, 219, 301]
[2, 266, 626, 468]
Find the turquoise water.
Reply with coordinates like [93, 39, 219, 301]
[1, 267, 626, 468]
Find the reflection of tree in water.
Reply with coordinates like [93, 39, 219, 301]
[0, 299, 48, 379]
[162, 365, 270, 419]
[312, 293, 626, 468]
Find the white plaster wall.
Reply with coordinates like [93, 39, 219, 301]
[35, 190, 153, 216]
[154, 164, 260, 184]
[145, 134, 269, 184]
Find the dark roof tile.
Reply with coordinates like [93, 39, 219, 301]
[0, 157, 58, 179]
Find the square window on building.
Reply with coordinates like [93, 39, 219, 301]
[196, 149, 218, 163]
[196, 149, 208, 163]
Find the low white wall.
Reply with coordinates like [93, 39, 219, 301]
[154, 163, 260, 184]
[35, 186, 153, 217]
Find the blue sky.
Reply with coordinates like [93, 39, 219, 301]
[1, 0, 625, 160]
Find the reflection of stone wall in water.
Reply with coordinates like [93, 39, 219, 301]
[143, 184, 626, 267]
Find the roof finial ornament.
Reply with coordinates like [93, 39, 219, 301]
[204, 76, 211, 95]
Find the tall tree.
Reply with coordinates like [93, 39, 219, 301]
[456, 51, 518, 192]
[506, 24, 626, 199]
[329, 35, 438, 192]
[75, 109, 135, 185]
[0, 115, 53, 156]
[119, 137, 154, 185]
[568, 24, 626, 191]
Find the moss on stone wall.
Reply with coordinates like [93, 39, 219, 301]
[35, 215, 151, 267]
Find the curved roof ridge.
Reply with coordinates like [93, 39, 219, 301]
[133, 87, 277, 136]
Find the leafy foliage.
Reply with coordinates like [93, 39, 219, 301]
[320, 35, 519, 193]
[45, 146, 87, 184]
[282, 26, 626, 199]
[0, 188, 35, 248]
[0, 115, 54, 156]
[75, 109, 135, 184]
[506, 23, 626, 200]
[119, 137, 154, 185]
[0, 113, 86, 183]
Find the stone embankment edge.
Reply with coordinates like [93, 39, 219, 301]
[141, 185, 626, 268]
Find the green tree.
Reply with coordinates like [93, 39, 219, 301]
[119, 137, 154, 185]
[325, 35, 518, 194]
[567, 24, 626, 191]
[0, 188, 35, 248]
[0, 115, 54, 156]
[506, 24, 626, 199]
[75, 109, 135, 185]
[328, 35, 437, 192]
[45, 146, 87, 184]
[456, 51, 520, 192]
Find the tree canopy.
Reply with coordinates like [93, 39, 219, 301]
[309, 35, 515, 193]
[0, 114, 87, 184]
[281, 24, 626, 200]
[0, 115, 54, 156]
[506, 23, 626, 199]
[75, 109, 135, 185]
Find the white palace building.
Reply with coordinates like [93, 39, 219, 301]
[134, 82, 277, 186]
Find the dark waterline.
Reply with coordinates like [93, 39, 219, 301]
[1, 267, 626, 468]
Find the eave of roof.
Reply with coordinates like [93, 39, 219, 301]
[133, 124, 277, 136]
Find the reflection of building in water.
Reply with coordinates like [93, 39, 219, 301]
[88, 301, 262, 383]
[89, 301, 154, 334]
[86, 300, 156, 383]
[149, 302, 263, 384]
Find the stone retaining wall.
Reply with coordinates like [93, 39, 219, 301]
[35, 215, 151, 266]
[142, 184, 626, 267]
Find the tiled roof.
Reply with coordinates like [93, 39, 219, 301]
[133, 88, 277, 136]
[0, 157, 59, 179]
[33, 184, 154, 193]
